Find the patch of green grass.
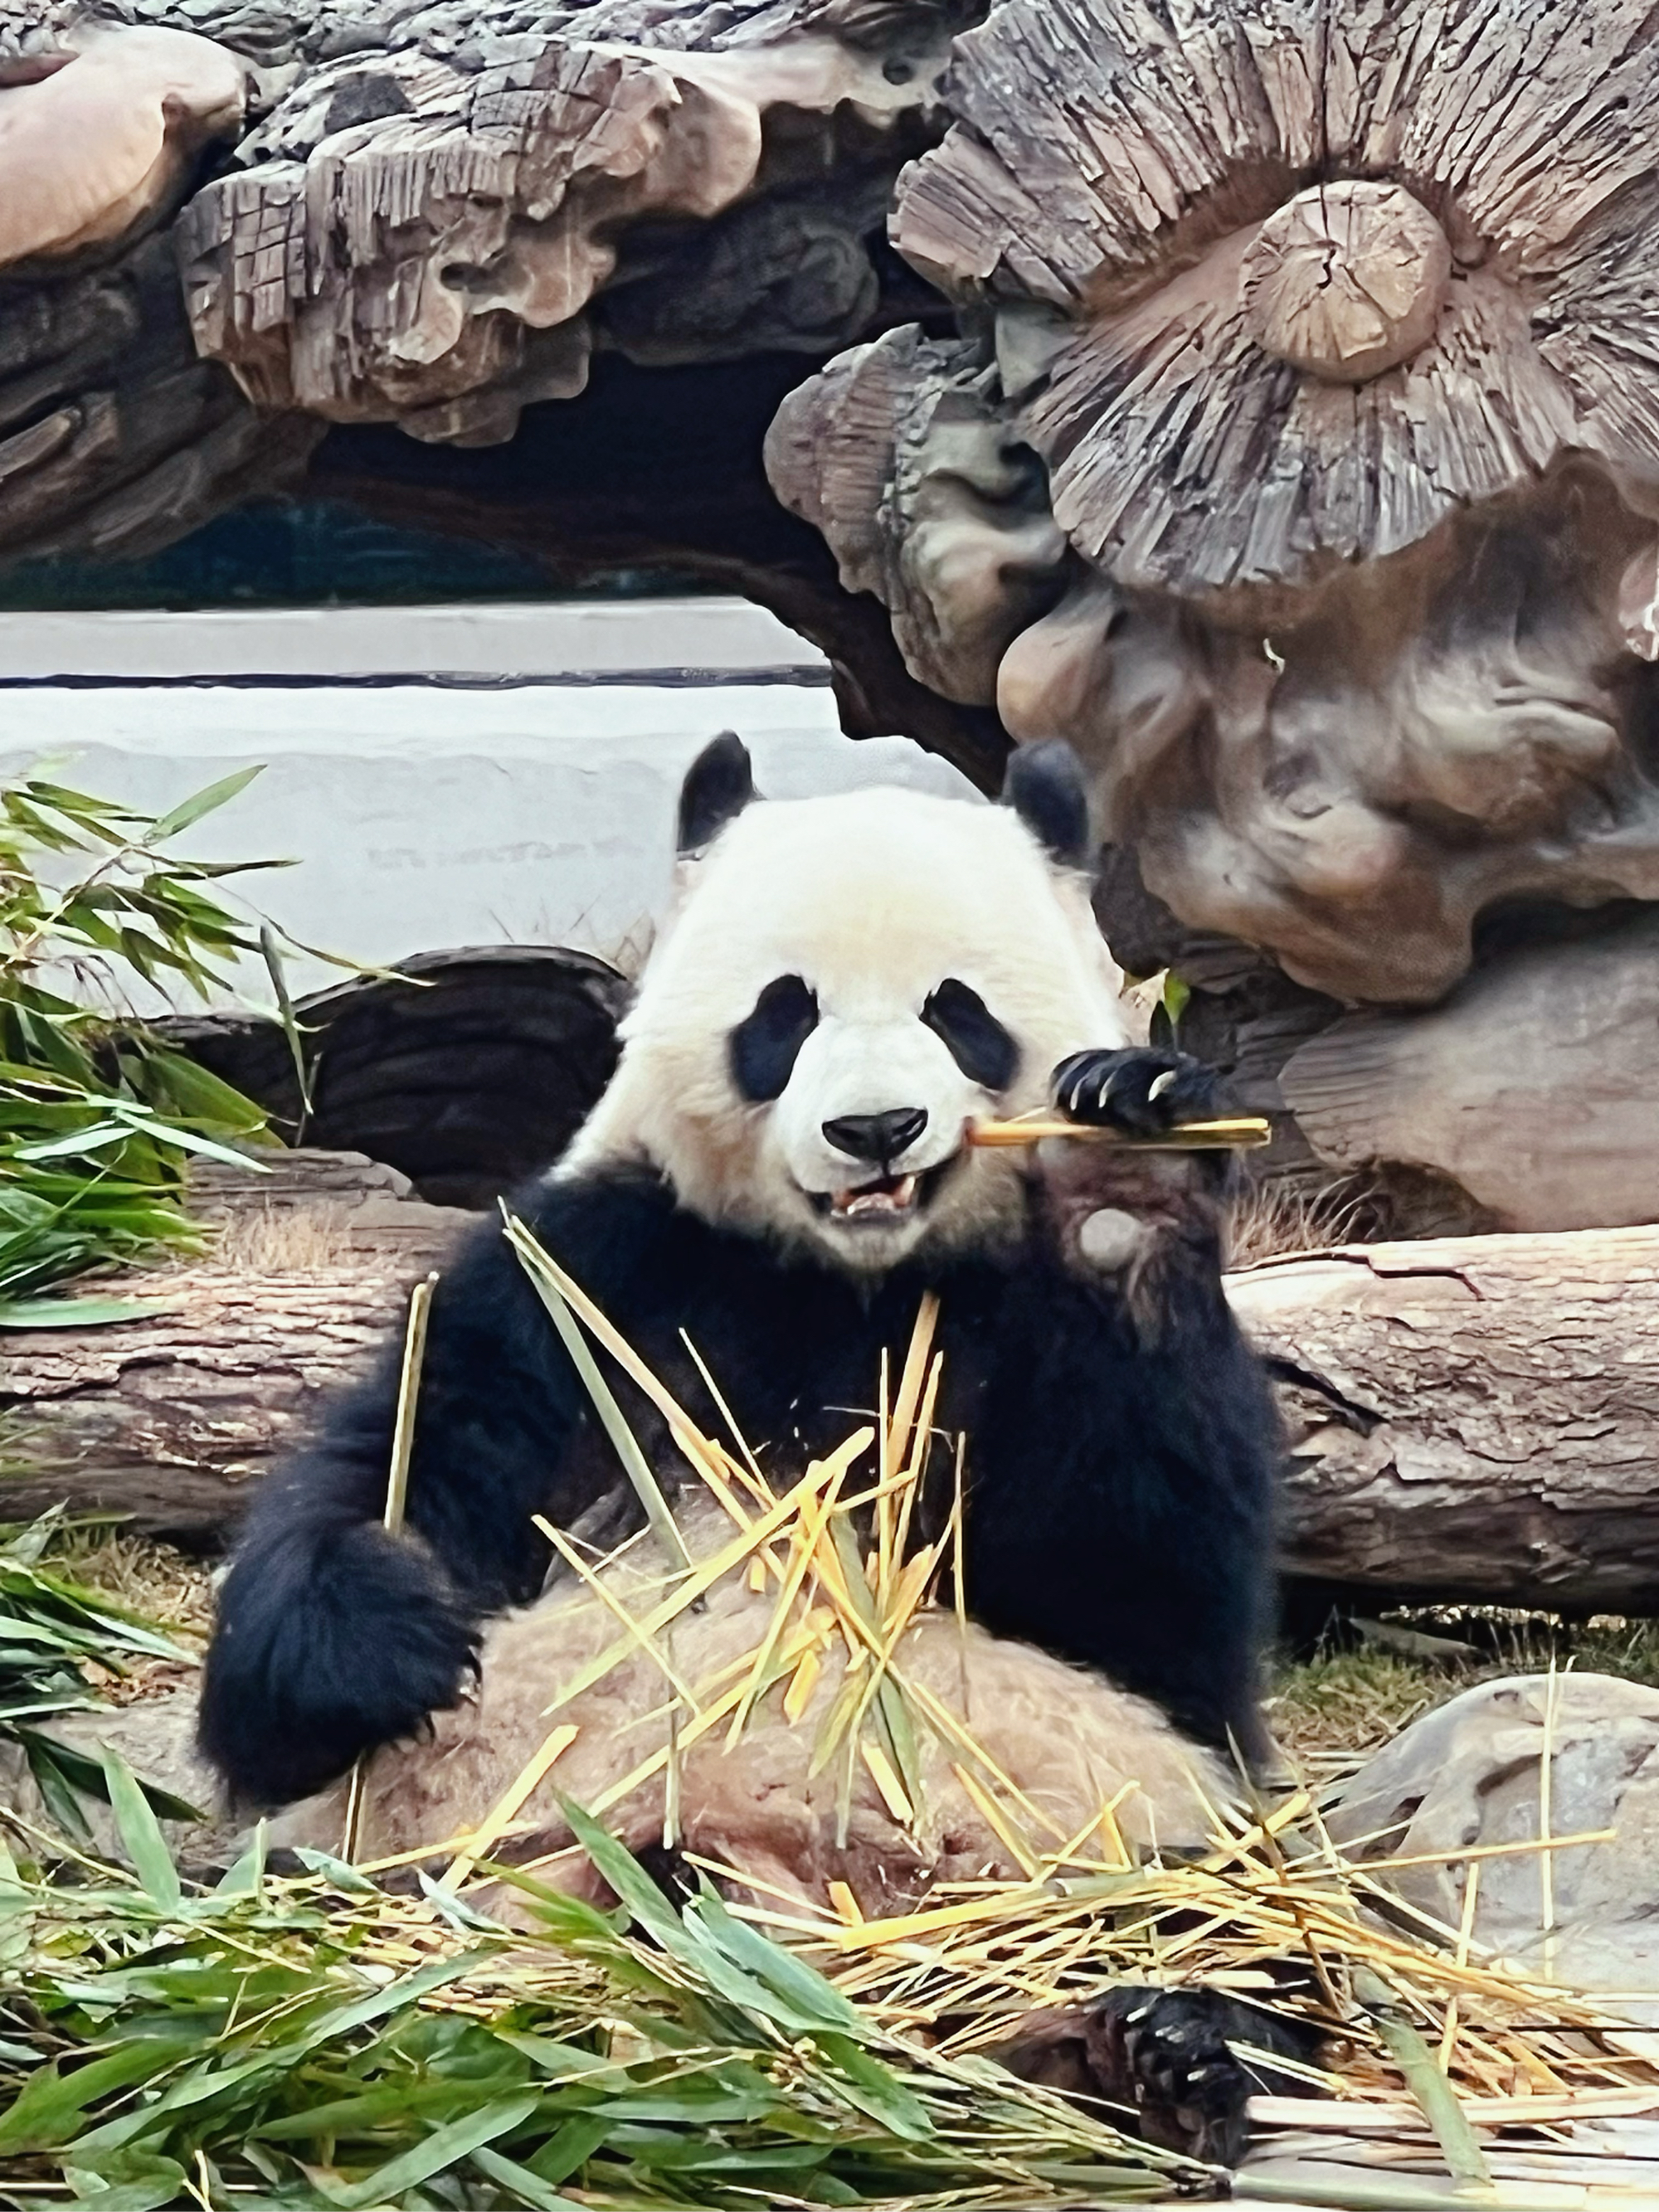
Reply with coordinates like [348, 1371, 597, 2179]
[1267, 1646, 1448, 1767]
[1269, 1612, 1659, 1772]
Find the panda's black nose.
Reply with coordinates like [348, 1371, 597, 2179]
[822, 1108, 928, 1163]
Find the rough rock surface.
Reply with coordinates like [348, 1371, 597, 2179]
[1328, 1673, 1659, 2019]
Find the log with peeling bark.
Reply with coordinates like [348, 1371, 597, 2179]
[0, 1153, 469, 1541]
[7, 1154, 1659, 1616]
[1229, 1228, 1659, 1616]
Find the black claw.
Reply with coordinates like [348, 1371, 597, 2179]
[1051, 1048, 1228, 1137]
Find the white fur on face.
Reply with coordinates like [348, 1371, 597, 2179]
[565, 784, 1130, 1269]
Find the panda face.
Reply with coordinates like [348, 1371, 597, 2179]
[563, 777, 1130, 1272]
[731, 966, 1019, 1260]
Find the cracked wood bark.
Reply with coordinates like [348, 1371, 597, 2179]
[0, 1153, 469, 1543]
[1229, 1227, 1659, 1616]
[9, 1181, 1659, 1613]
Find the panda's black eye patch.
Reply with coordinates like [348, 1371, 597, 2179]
[922, 979, 1020, 1091]
[730, 974, 819, 1101]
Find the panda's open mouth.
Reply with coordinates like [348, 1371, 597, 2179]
[810, 1158, 956, 1226]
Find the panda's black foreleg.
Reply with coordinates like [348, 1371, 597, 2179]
[199, 1182, 661, 1808]
[198, 1455, 479, 1808]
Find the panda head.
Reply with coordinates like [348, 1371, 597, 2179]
[565, 737, 1130, 1271]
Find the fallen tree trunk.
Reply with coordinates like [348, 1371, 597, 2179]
[0, 1154, 468, 1544]
[7, 1182, 1659, 1613]
[1228, 1227, 1659, 1616]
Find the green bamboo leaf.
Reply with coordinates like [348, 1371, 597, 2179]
[149, 765, 265, 842]
[321, 2089, 542, 2210]
[470, 2141, 589, 2210]
[687, 1887, 866, 2036]
[816, 2030, 935, 2142]
[17, 1732, 202, 1823]
[0, 2037, 197, 2154]
[61, 2153, 187, 2212]
[20, 1733, 95, 1845]
[0, 1297, 171, 1329]
[104, 1110, 269, 1174]
[215, 1823, 266, 1897]
[521, 2112, 611, 2183]
[553, 1795, 693, 1961]
[97, 1743, 181, 1908]
[254, 2076, 519, 2144]
[13, 1122, 134, 1161]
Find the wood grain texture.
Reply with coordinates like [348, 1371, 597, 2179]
[1279, 907, 1659, 1235]
[888, 0, 1659, 591]
[1232, 1228, 1659, 1613]
[0, 1153, 468, 1540]
[174, 2, 955, 440]
[772, 0, 1659, 1028]
[11, 1146, 1659, 1619]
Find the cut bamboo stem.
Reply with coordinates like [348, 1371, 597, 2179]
[968, 1114, 1271, 1150]
[1354, 1964, 1493, 2193]
[341, 1269, 440, 1864]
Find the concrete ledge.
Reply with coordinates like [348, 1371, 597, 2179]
[0, 599, 830, 681]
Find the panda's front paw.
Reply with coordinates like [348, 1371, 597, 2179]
[1051, 1048, 1226, 1139]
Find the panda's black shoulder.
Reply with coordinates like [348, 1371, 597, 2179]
[476, 1161, 854, 1352]
[421, 1163, 676, 1325]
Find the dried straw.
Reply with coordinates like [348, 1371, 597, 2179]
[348, 1222, 1659, 2200]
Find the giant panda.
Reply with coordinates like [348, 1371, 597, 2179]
[202, 737, 1280, 1818]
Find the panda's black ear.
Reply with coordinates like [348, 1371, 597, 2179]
[678, 732, 757, 854]
[1001, 740, 1092, 868]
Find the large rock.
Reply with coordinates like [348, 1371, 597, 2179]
[1330, 1673, 1659, 2015]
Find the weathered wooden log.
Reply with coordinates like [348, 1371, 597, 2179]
[770, 0, 1659, 1014]
[1230, 1228, 1659, 1616]
[7, 1162, 1659, 1615]
[0, 1154, 468, 1542]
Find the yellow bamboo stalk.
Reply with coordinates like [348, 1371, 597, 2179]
[341, 1270, 439, 1864]
[887, 1293, 940, 1492]
[967, 1114, 1270, 1150]
[948, 1762, 1042, 1879]
[891, 1349, 944, 1573]
[862, 1738, 916, 1826]
[1438, 1859, 1482, 2072]
[783, 1646, 820, 1723]
[440, 1723, 579, 1889]
[535, 1451, 859, 1721]
[533, 1514, 707, 1714]
[725, 1456, 853, 1746]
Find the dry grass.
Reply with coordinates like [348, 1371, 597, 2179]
[1268, 1646, 1452, 1770]
[43, 1524, 212, 1637]
[207, 1198, 358, 1276]
[1226, 1173, 1379, 1267]
[39, 1523, 211, 1704]
[1270, 1615, 1659, 1777]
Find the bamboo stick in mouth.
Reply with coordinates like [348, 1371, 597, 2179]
[967, 1113, 1272, 1150]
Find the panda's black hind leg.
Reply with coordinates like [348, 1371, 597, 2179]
[998, 1985, 1322, 2167]
[1050, 1046, 1228, 1138]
